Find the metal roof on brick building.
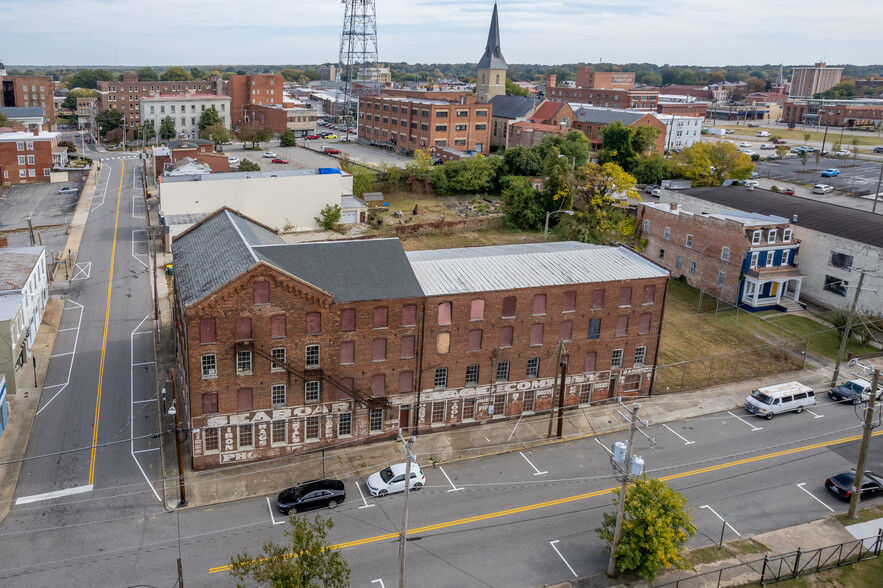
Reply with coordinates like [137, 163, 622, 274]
[489, 95, 540, 119]
[574, 107, 647, 126]
[407, 242, 668, 296]
[0, 247, 44, 292]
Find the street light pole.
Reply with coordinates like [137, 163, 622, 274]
[544, 209, 574, 242]
[848, 369, 880, 519]
[398, 432, 417, 588]
[831, 269, 867, 388]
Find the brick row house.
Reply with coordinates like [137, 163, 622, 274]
[173, 209, 669, 469]
[0, 128, 66, 185]
[637, 202, 803, 311]
[0, 74, 57, 127]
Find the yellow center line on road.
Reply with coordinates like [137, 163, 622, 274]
[208, 428, 883, 575]
[88, 161, 125, 486]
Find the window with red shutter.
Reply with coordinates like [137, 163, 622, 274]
[500, 326, 514, 348]
[470, 299, 485, 320]
[468, 329, 482, 351]
[502, 296, 517, 318]
[235, 317, 252, 340]
[562, 291, 576, 312]
[341, 309, 356, 331]
[584, 352, 597, 372]
[253, 281, 269, 304]
[340, 341, 355, 364]
[530, 323, 544, 346]
[306, 312, 321, 335]
[237, 388, 253, 411]
[560, 320, 573, 342]
[371, 374, 386, 396]
[638, 313, 652, 335]
[402, 304, 417, 327]
[438, 302, 452, 325]
[619, 287, 632, 307]
[642, 285, 656, 305]
[615, 315, 629, 337]
[374, 307, 388, 329]
[532, 294, 546, 315]
[399, 371, 414, 393]
[401, 335, 415, 359]
[202, 392, 218, 414]
[270, 315, 286, 338]
[591, 289, 605, 310]
[372, 338, 387, 361]
[199, 317, 216, 343]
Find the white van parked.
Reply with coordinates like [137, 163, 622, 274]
[745, 381, 816, 419]
[756, 131, 771, 137]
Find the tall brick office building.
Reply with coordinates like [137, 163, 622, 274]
[172, 209, 669, 469]
[0, 74, 57, 127]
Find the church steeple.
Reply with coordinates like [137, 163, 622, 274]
[775, 64, 784, 86]
[476, 3, 507, 103]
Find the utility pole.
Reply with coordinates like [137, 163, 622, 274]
[547, 342, 564, 438]
[398, 431, 416, 588]
[848, 369, 881, 519]
[170, 369, 187, 507]
[27, 216, 35, 246]
[831, 269, 867, 388]
[872, 159, 882, 214]
[556, 358, 569, 438]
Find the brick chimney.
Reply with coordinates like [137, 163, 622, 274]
[670, 203, 678, 211]
[545, 74, 557, 91]
[30, 124, 40, 136]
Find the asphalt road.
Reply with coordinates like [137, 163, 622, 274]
[1, 377, 880, 587]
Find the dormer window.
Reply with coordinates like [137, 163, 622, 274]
[767, 229, 777, 244]
[752, 230, 762, 245]
[783, 228, 792, 243]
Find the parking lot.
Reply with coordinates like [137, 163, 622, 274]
[753, 154, 883, 196]
[0, 172, 86, 250]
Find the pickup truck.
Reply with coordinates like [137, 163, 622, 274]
[773, 139, 787, 144]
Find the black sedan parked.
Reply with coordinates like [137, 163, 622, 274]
[825, 470, 883, 501]
[277, 479, 346, 514]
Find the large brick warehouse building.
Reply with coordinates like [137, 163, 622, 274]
[172, 209, 669, 469]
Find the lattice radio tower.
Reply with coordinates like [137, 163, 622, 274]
[338, 0, 378, 129]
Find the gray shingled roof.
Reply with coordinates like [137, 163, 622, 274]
[477, 3, 507, 71]
[172, 209, 283, 305]
[407, 242, 668, 296]
[0, 106, 44, 119]
[574, 107, 647, 126]
[167, 138, 214, 149]
[681, 187, 883, 249]
[252, 239, 423, 303]
[489, 95, 539, 119]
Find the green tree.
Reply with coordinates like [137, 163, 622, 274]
[160, 66, 193, 81]
[639, 73, 662, 86]
[236, 126, 275, 148]
[670, 141, 754, 186]
[535, 131, 591, 170]
[798, 150, 808, 171]
[104, 127, 124, 144]
[0, 112, 11, 127]
[198, 124, 231, 148]
[501, 175, 551, 231]
[505, 78, 529, 96]
[502, 146, 544, 176]
[802, 132, 811, 145]
[631, 154, 670, 185]
[850, 137, 860, 160]
[61, 89, 97, 110]
[229, 514, 350, 588]
[315, 204, 343, 230]
[67, 68, 115, 90]
[280, 128, 297, 147]
[403, 149, 434, 191]
[597, 478, 695, 581]
[136, 66, 159, 82]
[95, 107, 124, 136]
[599, 122, 660, 173]
[559, 162, 638, 244]
[159, 116, 177, 140]
[135, 123, 156, 142]
[238, 159, 260, 172]
[198, 106, 223, 131]
[775, 145, 789, 159]
[818, 82, 856, 99]
[338, 156, 375, 196]
[430, 155, 500, 195]
[190, 66, 207, 80]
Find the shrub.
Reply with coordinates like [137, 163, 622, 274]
[315, 204, 342, 230]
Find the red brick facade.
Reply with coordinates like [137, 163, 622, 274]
[657, 102, 710, 118]
[225, 74, 284, 128]
[782, 101, 883, 127]
[0, 75, 57, 126]
[0, 129, 59, 185]
[572, 113, 666, 154]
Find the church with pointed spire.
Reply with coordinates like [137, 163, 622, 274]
[476, 3, 507, 103]
[771, 64, 790, 95]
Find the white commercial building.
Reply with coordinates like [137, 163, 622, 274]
[0, 246, 48, 396]
[140, 92, 232, 140]
[652, 113, 705, 151]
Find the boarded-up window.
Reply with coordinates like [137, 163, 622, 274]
[237, 388, 253, 411]
[199, 317, 216, 343]
[253, 281, 269, 304]
[371, 374, 386, 397]
[468, 329, 483, 351]
[560, 320, 573, 342]
[584, 352, 597, 373]
[437, 332, 451, 354]
[339, 377, 354, 399]
[341, 309, 356, 331]
[587, 318, 601, 339]
[202, 392, 218, 414]
[642, 285, 656, 305]
[306, 312, 321, 335]
[619, 287, 632, 307]
[402, 304, 417, 327]
[374, 307, 388, 329]
[638, 313, 652, 335]
[500, 326, 514, 348]
[399, 371, 414, 393]
[438, 302, 452, 325]
[470, 299, 485, 320]
[235, 317, 252, 340]
[502, 296, 517, 318]
[562, 291, 576, 312]
[591, 289, 605, 310]
[270, 315, 286, 338]
[401, 335, 416, 359]
[615, 315, 629, 337]
[372, 338, 387, 361]
[340, 341, 355, 364]
[530, 323, 544, 346]
[532, 294, 546, 315]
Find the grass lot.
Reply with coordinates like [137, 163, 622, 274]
[687, 538, 768, 567]
[764, 554, 883, 587]
[713, 125, 883, 148]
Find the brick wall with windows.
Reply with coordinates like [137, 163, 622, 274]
[0, 76, 57, 126]
[0, 131, 59, 185]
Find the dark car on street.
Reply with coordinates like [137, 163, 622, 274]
[825, 470, 883, 501]
[828, 378, 883, 404]
[277, 479, 346, 514]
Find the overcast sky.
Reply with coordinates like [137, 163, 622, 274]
[2, 0, 881, 68]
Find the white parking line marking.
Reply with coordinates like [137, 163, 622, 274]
[663, 423, 696, 445]
[57, 327, 79, 332]
[133, 361, 155, 366]
[50, 351, 74, 358]
[508, 413, 524, 441]
[550, 540, 577, 577]
[16, 484, 93, 505]
[439, 467, 463, 492]
[133, 448, 158, 454]
[131, 315, 161, 502]
[133, 399, 154, 404]
[356, 482, 375, 509]
[700, 505, 742, 537]
[520, 451, 548, 476]
[805, 409, 824, 419]
[797, 483, 835, 512]
[266, 497, 287, 525]
[37, 300, 84, 416]
[728, 411, 763, 431]
[371, 580, 385, 587]
[131, 230, 148, 268]
[72, 262, 91, 280]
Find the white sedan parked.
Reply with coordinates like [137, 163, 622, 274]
[366, 462, 426, 496]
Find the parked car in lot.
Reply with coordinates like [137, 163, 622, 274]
[58, 186, 79, 194]
[747, 122, 760, 127]
[650, 187, 662, 196]
[745, 381, 816, 420]
[262, 151, 277, 158]
[270, 158, 289, 164]
[724, 129, 735, 134]
[277, 479, 346, 514]
[756, 131, 770, 137]
[644, 184, 660, 194]
[780, 187, 795, 195]
[325, 134, 338, 139]
[305, 134, 321, 140]
[739, 141, 752, 148]
[821, 168, 840, 177]
[366, 462, 425, 496]
[828, 378, 883, 404]
[813, 184, 834, 194]
[741, 180, 760, 188]
[825, 470, 883, 501]
[773, 138, 787, 144]
[874, 146, 883, 154]
[790, 147, 807, 154]
[833, 150, 851, 157]
[321, 146, 341, 154]
[227, 157, 240, 165]
[764, 153, 779, 160]
[739, 150, 756, 157]
[760, 143, 774, 150]
[804, 146, 819, 153]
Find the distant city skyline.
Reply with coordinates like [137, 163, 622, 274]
[1, 0, 881, 68]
